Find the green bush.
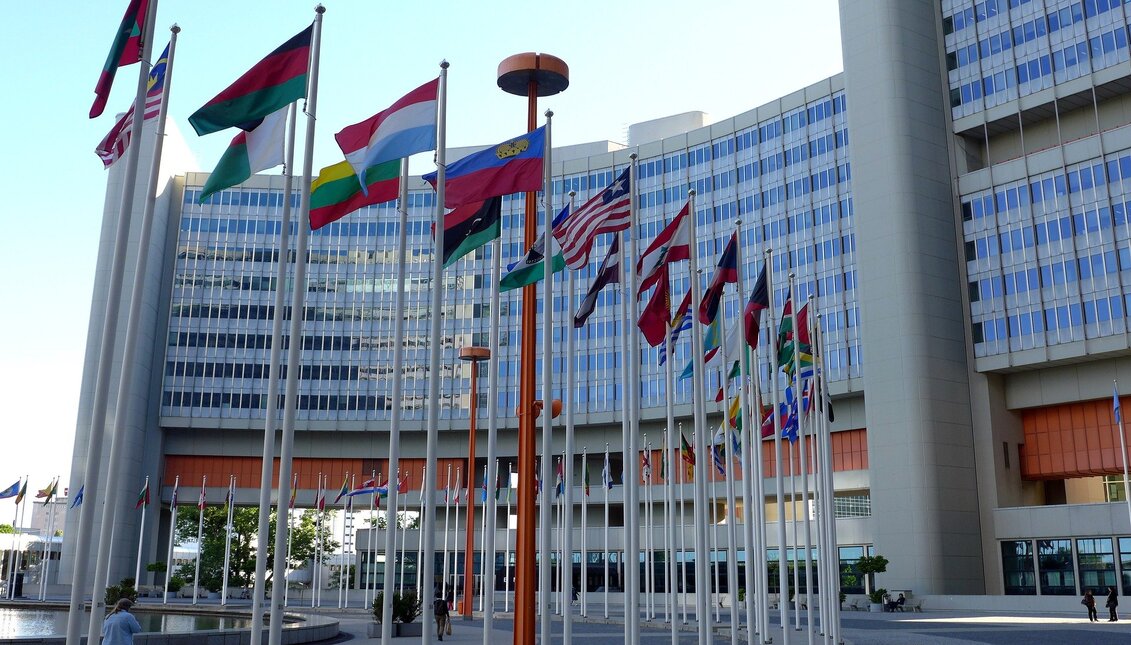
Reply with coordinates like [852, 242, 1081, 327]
[374, 591, 423, 624]
[167, 575, 185, 593]
[105, 578, 139, 605]
[868, 587, 888, 604]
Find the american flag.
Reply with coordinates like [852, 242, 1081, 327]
[554, 167, 631, 269]
[95, 42, 169, 168]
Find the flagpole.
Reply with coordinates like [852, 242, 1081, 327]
[163, 476, 179, 605]
[453, 467, 463, 601]
[555, 461, 563, 617]
[536, 109, 556, 645]
[563, 221, 576, 641]
[41, 493, 57, 601]
[400, 470, 410, 596]
[685, 188, 713, 642]
[134, 476, 149, 589]
[420, 59, 449, 645]
[482, 230, 503, 641]
[644, 440, 654, 620]
[192, 475, 206, 605]
[805, 299, 828, 643]
[787, 273, 811, 638]
[7, 482, 20, 599]
[816, 314, 842, 645]
[678, 424, 688, 625]
[787, 438, 799, 630]
[377, 158, 411, 644]
[603, 444, 610, 619]
[1118, 379, 1131, 547]
[315, 473, 324, 609]
[709, 451, 721, 623]
[480, 464, 488, 613]
[365, 471, 375, 609]
[443, 464, 452, 601]
[221, 476, 235, 606]
[765, 250, 791, 645]
[505, 462, 513, 614]
[285, 475, 296, 608]
[248, 93, 299, 645]
[581, 448, 589, 618]
[718, 313, 740, 644]
[269, 2, 326, 640]
[67, 7, 161, 641]
[665, 309, 679, 640]
[733, 224, 760, 643]
[417, 464, 426, 596]
[622, 152, 644, 642]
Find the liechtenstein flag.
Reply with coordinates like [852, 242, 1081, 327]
[424, 127, 545, 208]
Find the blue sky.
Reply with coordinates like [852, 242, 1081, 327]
[0, 1, 841, 509]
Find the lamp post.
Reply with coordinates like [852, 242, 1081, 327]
[459, 346, 490, 618]
[496, 52, 569, 645]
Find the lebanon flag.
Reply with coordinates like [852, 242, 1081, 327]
[90, 0, 149, 118]
[188, 24, 311, 136]
[335, 78, 439, 188]
[199, 107, 287, 202]
[638, 264, 672, 347]
[698, 232, 739, 324]
[637, 201, 691, 294]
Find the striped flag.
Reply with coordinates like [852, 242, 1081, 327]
[659, 289, 693, 366]
[95, 42, 169, 168]
[197, 479, 207, 510]
[554, 167, 631, 269]
[135, 480, 150, 509]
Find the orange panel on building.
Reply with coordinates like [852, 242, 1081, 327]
[1020, 397, 1129, 480]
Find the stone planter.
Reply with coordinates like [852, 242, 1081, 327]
[870, 603, 883, 613]
[367, 622, 424, 638]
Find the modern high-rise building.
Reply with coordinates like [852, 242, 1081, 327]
[63, 0, 1131, 602]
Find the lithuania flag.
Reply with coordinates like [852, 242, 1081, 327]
[310, 159, 399, 230]
[188, 25, 311, 136]
[440, 197, 501, 268]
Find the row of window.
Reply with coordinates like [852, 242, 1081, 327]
[972, 293, 1126, 342]
[161, 390, 452, 410]
[963, 155, 1131, 222]
[944, 0, 1034, 36]
[1001, 536, 1131, 595]
[971, 248, 1127, 300]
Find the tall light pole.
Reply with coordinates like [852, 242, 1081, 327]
[496, 52, 569, 645]
[460, 346, 490, 618]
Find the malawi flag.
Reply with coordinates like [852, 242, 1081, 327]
[698, 232, 739, 324]
[91, 0, 149, 118]
[310, 159, 399, 230]
[500, 205, 569, 292]
[188, 24, 312, 136]
[199, 107, 286, 202]
[438, 197, 501, 268]
[424, 126, 545, 208]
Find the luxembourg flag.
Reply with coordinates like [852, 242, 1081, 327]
[335, 78, 439, 190]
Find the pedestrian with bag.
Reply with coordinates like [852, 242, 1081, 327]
[434, 591, 450, 641]
[1082, 589, 1097, 622]
[1107, 586, 1120, 622]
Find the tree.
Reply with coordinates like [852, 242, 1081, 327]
[856, 554, 889, 595]
[0, 524, 15, 534]
[366, 511, 420, 530]
[175, 507, 339, 592]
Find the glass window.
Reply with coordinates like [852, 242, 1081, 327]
[1038, 539, 1076, 595]
[838, 546, 866, 594]
[1077, 538, 1116, 594]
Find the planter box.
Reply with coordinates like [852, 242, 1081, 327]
[367, 622, 424, 638]
[869, 603, 883, 613]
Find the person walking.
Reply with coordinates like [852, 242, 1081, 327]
[1083, 589, 1098, 622]
[434, 591, 450, 641]
[101, 598, 142, 645]
[1107, 586, 1120, 622]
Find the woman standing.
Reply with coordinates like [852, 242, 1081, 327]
[1107, 586, 1120, 622]
[1082, 589, 1097, 622]
[101, 598, 142, 645]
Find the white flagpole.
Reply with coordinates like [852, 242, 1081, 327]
[563, 238, 577, 639]
[400, 471, 410, 595]
[505, 462, 513, 614]
[754, 317, 774, 643]
[678, 424, 688, 625]
[1118, 379, 1131, 558]
[482, 229, 504, 641]
[193, 475, 206, 605]
[787, 274, 811, 638]
[134, 476, 149, 589]
[420, 59, 450, 643]
[788, 439, 799, 631]
[709, 452, 721, 623]
[719, 314, 740, 644]
[251, 96, 299, 645]
[624, 152, 644, 644]
[665, 351, 679, 636]
[603, 445, 611, 619]
[686, 188, 714, 643]
[41, 493, 57, 601]
[816, 314, 842, 645]
[7, 479, 23, 599]
[538, 109, 556, 645]
[644, 441, 655, 620]
[479, 465, 488, 613]
[285, 475, 296, 608]
[221, 475, 235, 606]
[315, 474, 324, 609]
[555, 462, 563, 617]
[442, 464, 453, 601]
[453, 467, 463, 601]
[365, 471, 376, 610]
[417, 464, 426, 595]
[765, 249, 791, 645]
[269, 7, 325, 644]
[581, 449, 589, 618]
[163, 476, 179, 605]
[68, 9, 162, 644]
[381, 158, 411, 645]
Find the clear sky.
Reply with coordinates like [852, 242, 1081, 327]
[0, 1, 842, 513]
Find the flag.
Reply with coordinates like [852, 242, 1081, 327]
[819, 369, 836, 423]
[778, 299, 813, 374]
[698, 232, 739, 324]
[438, 197, 502, 269]
[1117, 383, 1123, 424]
[135, 481, 150, 510]
[638, 264, 672, 347]
[507, 463, 514, 503]
[347, 478, 378, 497]
[500, 205, 569, 292]
[197, 482, 206, 510]
[555, 460, 564, 498]
[659, 437, 667, 482]
[0, 481, 20, 499]
[637, 201, 691, 294]
[641, 451, 652, 481]
[289, 475, 298, 509]
[728, 394, 742, 429]
[678, 315, 721, 380]
[743, 263, 770, 348]
[711, 444, 726, 476]
[659, 290, 693, 366]
[199, 107, 287, 201]
[335, 78, 439, 187]
[680, 432, 696, 480]
[554, 167, 631, 269]
[188, 25, 312, 136]
[95, 41, 168, 167]
[70, 485, 84, 509]
[583, 459, 591, 497]
[90, 0, 149, 118]
[715, 360, 741, 402]
[316, 486, 326, 511]
[573, 233, 620, 327]
[782, 386, 800, 442]
[225, 479, 235, 507]
[310, 159, 400, 230]
[424, 127, 545, 208]
[398, 472, 410, 495]
[601, 452, 614, 490]
[170, 479, 179, 508]
[333, 475, 350, 504]
[482, 473, 489, 502]
[14, 479, 26, 506]
[36, 479, 58, 502]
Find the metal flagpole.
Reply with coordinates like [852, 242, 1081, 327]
[193, 476, 206, 605]
[816, 315, 842, 645]
[504, 462, 512, 614]
[732, 226, 760, 643]
[417, 464, 426, 596]
[581, 449, 589, 618]
[753, 319, 773, 643]
[7, 478, 23, 599]
[555, 463, 563, 617]
[645, 442, 655, 620]
[603, 445, 611, 619]
[285, 475, 296, 608]
[787, 274, 811, 638]
[787, 438, 799, 630]
[686, 188, 713, 643]
[719, 313, 741, 644]
[67, 7, 161, 643]
[538, 110, 556, 645]
[442, 464, 452, 601]
[665, 327, 679, 641]
[480, 465, 488, 613]
[482, 230, 504, 641]
[624, 152, 644, 643]
[709, 449, 721, 623]
[41, 496, 57, 601]
[269, 6, 325, 644]
[340, 475, 353, 609]
[312, 475, 321, 609]
[221, 475, 235, 605]
[678, 424, 688, 625]
[381, 157, 411, 643]
[400, 471, 410, 596]
[163, 476, 179, 605]
[134, 476, 149, 589]
[1118, 380, 1131, 547]
[250, 96, 299, 645]
[420, 59, 449, 645]
[453, 467, 462, 602]
[766, 249, 791, 645]
[564, 239, 577, 640]
[365, 471, 376, 609]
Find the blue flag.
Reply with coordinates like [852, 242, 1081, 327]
[0, 481, 19, 499]
[70, 485, 84, 509]
[1116, 383, 1122, 424]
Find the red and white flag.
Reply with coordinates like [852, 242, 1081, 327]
[636, 201, 691, 294]
[554, 167, 631, 269]
[197, 478, 207, 510]
[95, 42, 169, 168]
